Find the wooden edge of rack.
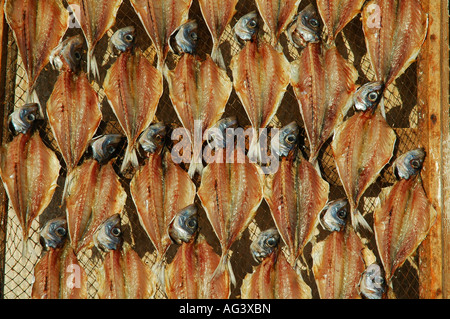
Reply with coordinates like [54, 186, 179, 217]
[417, 0, 449, 299]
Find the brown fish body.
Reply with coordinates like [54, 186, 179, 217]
[130, 0, 193, 72]
[264, 152, 329, 266]
[230, 41, 290, 162]
[104, 49, 163, 173]
[65, 160, 127, 253]
[290, 43, 358, 164]
[5, 0, 68, 114]
[0, 132, 60, 255]
[165, 235, 230, 299]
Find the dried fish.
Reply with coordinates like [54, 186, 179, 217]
[90, 134, 123, 164]
[234, 11, 259, 43]
[168, 204, 199, 245]
[173, 20, 199, 55]
[199, 0, 238, 68]
[68, 0, 123, 80]
[270, 121, 300, 158]
[5, 0, 69, 116]
[331, 82, 396, 232]
[0, 131, 60, 256]
[319, 198, 349, 232]
[358, 263, 385, 299]
[130, 0, 193, 72]
[104, 27, 164, 173]
[241, 228, 312, 299]
[138, 122, 167, 154]
[290, 42, 358, 164]
[287, 4, 321, 49]
[8, 103, 39, 135]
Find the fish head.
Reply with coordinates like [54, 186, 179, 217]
[110, 26, 136, 53]
[271, 121, 300, 158]
[359, 263, 385, 299]
[93, 214, 122, 251]
[206, 116, 238, 150]
[39, 217, 67, 249]
[49, 35, 84, 72]
[320, 198, 349, 232]
[393, 148, 426, 180]
[250, 228, 280, 263]
[353, 81, 385, 111]
[8, 103, 39, 134]
[168, 204, 199, 244]
[91, 134, 123, 163]
[138, 122, 167, 154]
[287, 4, 321, 48]
[174, 20, 199, 55]
[234, 11, 259, 43]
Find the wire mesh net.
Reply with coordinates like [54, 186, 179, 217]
[0, 0, 426, 299]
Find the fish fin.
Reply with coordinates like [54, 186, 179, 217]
[90, 55, 100, 81]
[187, 157, 204, 178]
[247, 135, 261, 163]
[121, 144, 139, 173]
[21, 237, 36, 260]
[211, 44, 226, 70]
[352, 209, 373, 233]
[379, 96, 386, 119]
[212, 252, 236, 288]
[151, 256, 166, 295]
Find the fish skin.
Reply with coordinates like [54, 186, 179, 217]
[291, 43, 358, 164]
[49, 35, 84, 73]
[264, 151, 329, 267]
[5, 0, 69, 115]
[174, 20, 199, 55]
[165, 234, 230, 299]
[312, 225, 367, 299]
[0, 132, 60, 256]
[68, 0, 123, 80]
[197, 152, 264, 286]
[317, 0, 365, 43]
[319, 198, 349, 232]
[39, 217, 68, 250]
[255, 0, 301, 47]
[130, 0, 193, 72]
[362, 0, 428, 88]
[359, 263, 385, 299]
[9, 103, 39, 135]
[286, 3, 321, 48]
[168, 204, 199, 245]
[230, 41, 290, 163]
[199, 0, 238, 68]
[167, 54, 232, 177]
[103, 48, 163, 173]
[234, 11, 259, 43]
[138, 122, 167, 154]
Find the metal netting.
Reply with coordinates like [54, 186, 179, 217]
[0, 0, 425, 299]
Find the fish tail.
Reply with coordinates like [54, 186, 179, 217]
[211, 43, 225, 70]
[151, 256, 166, 294]
[248, 134, 261, 163]
[121, 143, 139, 173]
[351, 209, 373, 233]
[90, 54, 100, 81]
[187, 154, 204, 178]
[212, 251, 236, 288]
[379, 96, 386, 119]
[20, 236, 35, 260]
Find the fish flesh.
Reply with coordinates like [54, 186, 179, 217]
[65, 136, 126, 253]
[255, 0, 301, 48]
[167, 25, 232, 177]
[199, 0, 238, 68]
[331, 82, 396, 232]
[290, 42, 358, 164]
[8, 103, 39, 135]
[317, 0, 365, 43]
[197, 151, 264, 286]
[319, 198, 349, 232]
[47, 35, 102, 197]
[374, 149, 436, 293]
[32, 218, 88, 299]
[312, 225, 373, 299]
[358, 263, 385, 299]
[129, 151, 196, 285]
[130, 0, 193, 72]
[362, 0, 428, 89]
[103, 27, 164, 173]
[0, 131, 60, 256]
[241, 228, 312, 299]
[165, 234, 230, 299]
[5, 0, 69, 116]
[286, 4, 321, 49]
[230, 14, 290, 162]
[94, 215, 154, 299]
[68, 0, 123, 80]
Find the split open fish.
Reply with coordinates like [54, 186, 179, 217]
[103, 27, 164, 173]
[331, 82, 396, 232]
[68, 0, 123, 80]
[5, 0, 69, 116]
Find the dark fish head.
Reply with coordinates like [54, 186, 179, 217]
[110, 26, 136, 52]
[168, 204, 199, 244]
[287, 4, 321, 48]
[39, 217, 67, 249]
[359, 263, 385, 299]
[320, 198, 349, 232]
[138, 122, 167, 153]
[91, 134, 123, 163]
[353, 81, 385, 111]
[234, 11, 258, 42]
[94, 214, 122, 251]
[8, 103, 39, 134]
[206, 116, 238, 150]
[271, 121, 300, 157]
[250, 228, 280, 263]
[174, 20, 198, 54]
[49, 35, 84, 72]
[393, 148, 426, 180]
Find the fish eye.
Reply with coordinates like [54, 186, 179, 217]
[106, 145, 116, 154]
[111, 227, 121, 237]
[410, 159, 421, 169]
[309, 18, 319, 28]
[55, 227, 67, 237]
[337, 208, 347, 220]
[367, 91, 379, 102]
[284, 134, 297, 144]
[26, 113, 36, 122]
[125, 34, 134, 42]
[374, 277, 384, 285]
[247, 19, 257, 28]
[187, 218, 197, 229]
[74, 51, 82, 60]
[266, 237, 277, 247]
[190, 32, 198, 41]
